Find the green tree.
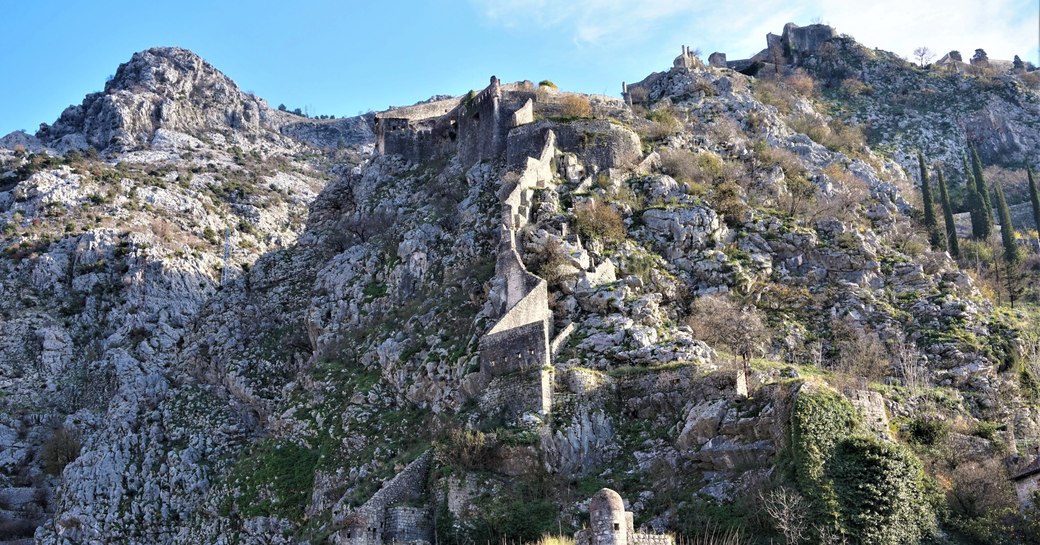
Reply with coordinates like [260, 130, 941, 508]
[1028, 165, 1040, 243]
[964, 155, 992, 240]
[971, 148, 993, 229]
[994, 181, 1021, 265]
[993, 180, 1023, 307]
[936, 168, 960, 257]
[918, 152, 944, 249]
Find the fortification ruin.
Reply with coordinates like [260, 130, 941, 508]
[623, 23, 839, 104]
[332, 451, 432, 545]
[374, 76, 535, 168]
[375, 77, 608, 425]
[576, 489, 674, 545]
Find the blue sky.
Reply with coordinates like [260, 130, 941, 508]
[1, 0, 1037, 136]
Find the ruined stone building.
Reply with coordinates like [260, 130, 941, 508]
[332, 451, 432, 545]
[576, 489, 674, 545]
[374, 76, 535, 168]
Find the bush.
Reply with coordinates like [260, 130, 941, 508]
[438, 428, 496, 470]
[840, 77, 873, 96]
[904, 415, 949, 446]
[41, 426, 81, 475]
[827, 436, 937, 544]
[784, 72, 816, 97]
[660, 148, 725, 187]
[538, 80, 557, 89]
[560, 94, 592, 118]
[574, 201, 625, 242]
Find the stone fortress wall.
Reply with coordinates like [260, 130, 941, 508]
[332, 451, 432, 545]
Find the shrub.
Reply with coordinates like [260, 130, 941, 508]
[784, 72, 816, 97]
[904, 415, 949, 446]
[829, 318, 887, 380]
[840, 77, 873, 96]
[660, 148, 725, 187]
[560, 94, 592, 119]
[538, 80, 557, 89]
[712, 181, 748, 226]
[827, 436, 937, 544]
[41, 426, 81, 475]
[438, 427, 496, 470]
[575, 201, 625, 242]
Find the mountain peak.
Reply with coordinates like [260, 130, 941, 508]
[103, 46, 221, 94]
[37, 46, 268, 152]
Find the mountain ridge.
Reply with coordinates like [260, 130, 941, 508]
[1, 23, 1039, 545]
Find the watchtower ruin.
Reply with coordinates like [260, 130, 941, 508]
[576, 489, 674, 545]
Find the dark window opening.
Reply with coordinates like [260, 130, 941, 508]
[614, 523, 620, 531]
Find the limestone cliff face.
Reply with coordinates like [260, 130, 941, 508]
[1, 32, 1038, 545]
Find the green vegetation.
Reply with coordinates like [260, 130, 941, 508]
[785, 385, 937, 544]
[936, 168, 960, 257]
[225, 439, 319, 519]
[966, 152, 993, 240]
[1028, 165, 1040, 238]
[918, 152, 944, 250]
[827, 436, 937, 544]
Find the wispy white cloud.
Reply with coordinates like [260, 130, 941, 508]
[469, 0, 1039, 63]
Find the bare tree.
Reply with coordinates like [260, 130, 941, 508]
[913, 46, 935, 67]
[892, 337, 927, 394]
[688, 294, 770, 381]
[761, 487, 809, 545]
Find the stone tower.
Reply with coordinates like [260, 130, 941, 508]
[588, 488, 632, 545]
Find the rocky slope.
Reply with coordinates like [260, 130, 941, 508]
[0, 47, 371, 544]
[2, 28, 1040, 545]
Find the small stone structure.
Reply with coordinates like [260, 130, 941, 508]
[576, 489, 673, 545]
[332, 451, 433, 545]
[1012, 456, 1040, 510]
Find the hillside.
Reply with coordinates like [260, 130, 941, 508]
[2, 25, 1040, 545]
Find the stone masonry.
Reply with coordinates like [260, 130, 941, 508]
[332, 451, 432, 545]
[575, 489, 674, 545]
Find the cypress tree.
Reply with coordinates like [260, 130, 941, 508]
[936, 168, 960, 257]
[994, 181, 1020, 264]
[964, 155, 991, 240]
[971, 147, 994, 232]
[1028, 165, 1040, 241]
[918, 152, 944, 249]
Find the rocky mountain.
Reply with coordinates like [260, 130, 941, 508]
[2, 25, 1040, 545]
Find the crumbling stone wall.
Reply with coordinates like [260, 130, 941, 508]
[474, 129, 559, 421]
[333, 451, 432, 545]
